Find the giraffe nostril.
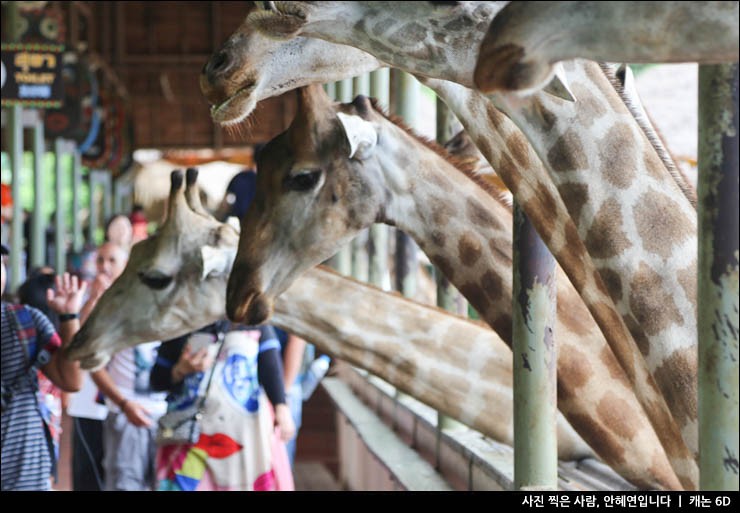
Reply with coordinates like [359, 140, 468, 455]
[204, 50, 231, 78]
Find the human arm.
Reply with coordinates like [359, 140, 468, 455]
[282, 333, 307, 390]
[90, 367, 153, 428]
[257, 326, 295, 442]
[150, 336, 188, 392]
[41, 273, 88, 392]
[79, 273, 112, 324]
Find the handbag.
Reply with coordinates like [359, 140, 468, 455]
[156, 335, 225, 446]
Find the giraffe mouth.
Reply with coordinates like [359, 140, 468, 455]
[210, 81, 257, 126]
[226, 288, 274, 326]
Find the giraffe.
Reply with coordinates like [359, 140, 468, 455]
[474, 1, 739, 97]
[66, 168, 596, 466]
[200, 4, 699, 487]
[225, 84, 684, 490]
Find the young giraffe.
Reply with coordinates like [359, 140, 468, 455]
[225, 85, 683, 490]
[200, 6, 698, 487]
[67, 169, 594, 464]
[474, 1, 739, 96]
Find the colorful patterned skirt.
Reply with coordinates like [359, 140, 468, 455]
[156, 331, 294, 491]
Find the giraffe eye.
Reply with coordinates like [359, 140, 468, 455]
[285, 170, 321, 192]
[138, 270, 174, 290]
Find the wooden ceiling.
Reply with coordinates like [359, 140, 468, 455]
[84, 1, 296, 150]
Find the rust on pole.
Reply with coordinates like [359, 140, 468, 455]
[512, 202, 558, 490]
[697, 62, 739, 491]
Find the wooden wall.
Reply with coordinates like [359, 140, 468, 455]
[86, 1, 296, 150]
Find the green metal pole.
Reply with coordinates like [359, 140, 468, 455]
[697, 63, 739, 492]
[7, 0, 24, 292]
[351, 75, 370, 283]
[393, 71, 419, 299]
[31, 115, 46, 269]
[370, 68, 390, 110]
[368, 69, 391, 290]
[353, 74, 370, 97]
[54, 138, 66, 274]
[102, 172, 112, 223]
[390, 70, 421, 413]
[88, 172, 99, 246]
[8, 105, 24, 291]
[331, 78, 353, 275]
[324, 81, 336, 100]
[72, 148, 83, 252]
[434, 98, 466, 440]
[512, 202, 558, 490]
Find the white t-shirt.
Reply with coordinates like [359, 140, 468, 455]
[66, 373, 108, 420]
[104, 342, 168, 419]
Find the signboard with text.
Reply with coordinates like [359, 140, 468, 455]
[1, 43, 65, 108]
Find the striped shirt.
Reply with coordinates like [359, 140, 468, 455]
[1, 302, 61, 491]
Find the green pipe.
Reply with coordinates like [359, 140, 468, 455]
[7, 0, 24, 291]
[336, 78, 353, 103]
[88, 172, 99, 246]
[512, 202, 558, 490]
[697, 63, 739, 492]
[368, 69, 390, 289]
[324, 81, 336, 100]
[31, 118, 46, 269]
[54, 138, 66, 274]
[434, 98, 466, 436]
[8, 105, 24, 292]
[102, 172, 112, 223]
[72, 149, 83, 252]
[370, 68, 390, 110]
[353, 74, 370, 97]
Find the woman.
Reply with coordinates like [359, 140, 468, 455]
[151, 321, 295, 491]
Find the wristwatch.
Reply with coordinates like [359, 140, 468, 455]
[59, 312, 79, 322]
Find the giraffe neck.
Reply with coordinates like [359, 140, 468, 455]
[273, 266, 595, 462]
[492, 59, 699, 459]
[365, 116, 683, 490]
[417, 76, 699, 489]
[281, 1, 504, 87]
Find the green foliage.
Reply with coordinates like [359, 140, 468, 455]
[1, 151, 90, 230]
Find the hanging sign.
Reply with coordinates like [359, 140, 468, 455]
[1, 42, 65, 108]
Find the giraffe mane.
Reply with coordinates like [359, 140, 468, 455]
[367, 97, 513, 209]
[598, 63, 697, 210]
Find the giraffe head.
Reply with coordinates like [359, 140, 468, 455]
[474, 1, 740, 95]
[226, 84, 403, 325]
[66, 169, 240, 370]
[200, 6, 379, 127]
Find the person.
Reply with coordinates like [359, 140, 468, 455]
[66, 240, 131, 491]
[16, 269, 65, 487]
[82, 240, 167, 491]
[1, 243, 87, 491]
[274, 327, 310, 468]
[129, 205, 149, 245]
[215, 143, 265, 222]
[104, 214, 134, 250]
[150, 321, 296, 491]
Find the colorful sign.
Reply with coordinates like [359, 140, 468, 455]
[1, 43, 65, 108]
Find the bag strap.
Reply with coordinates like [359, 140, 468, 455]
[195, 331, 226, 411]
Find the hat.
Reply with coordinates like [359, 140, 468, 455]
[0, 243, 8, 255]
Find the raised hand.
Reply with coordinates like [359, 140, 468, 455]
[46, 273, 88, 315]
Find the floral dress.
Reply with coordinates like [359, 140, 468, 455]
[156, 328, 293, 491]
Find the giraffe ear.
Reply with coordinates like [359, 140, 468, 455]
[201, 245, 237, 280]
[337, 112, 377, 161]
[200, 224, 240, 279]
